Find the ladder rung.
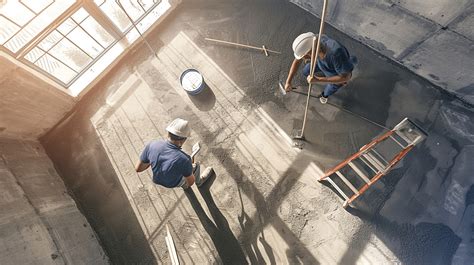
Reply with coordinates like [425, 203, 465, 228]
[389, 135, 406, 148]
[394, 130, 414, 146]
[359, 155, 378, 173]
[348, 162, 371, 184]
[362, 153, 385, 172]
[326, 177, 350, 201]
[370, 149, 389, 165]
[335, 171, 359, 195]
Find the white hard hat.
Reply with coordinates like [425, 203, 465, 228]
[292, 32, 317, 59]
[166, 118, 190, 138]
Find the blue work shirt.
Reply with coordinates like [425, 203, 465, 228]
[140, 140, 193, 188]
[317, 35, 355, 77]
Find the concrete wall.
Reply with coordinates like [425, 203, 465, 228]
[290, 0, 474, 104]
[0, 52, 76, 140]
[0, 138, 108, 264]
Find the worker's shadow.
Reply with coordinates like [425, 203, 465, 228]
[187, 83, 216, 111]
[184, 173, 247, 265]
[237, 188, 277, 265]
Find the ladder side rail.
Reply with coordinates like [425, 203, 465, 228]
[343, 145, 414, 207]
[381, 145, 414, 174]
[319, 130, 394, 181]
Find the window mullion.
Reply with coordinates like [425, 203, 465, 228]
[16, 2, 82, 59]
[82, 1, 124, 41]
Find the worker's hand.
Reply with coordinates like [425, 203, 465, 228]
[284, 82, 293, 92]
[307, 75, 322, 84]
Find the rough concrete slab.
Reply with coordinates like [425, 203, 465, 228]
[43, 206, 107, 265]
[0, 138, 108, 265]
[390, 0, 473, 26]
[401, 30, 474, 103]
[0, 53, 75, 140]
[0, 214, 65, 265]
[450, 4, 474, 41]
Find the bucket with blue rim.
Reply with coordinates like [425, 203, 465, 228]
[180, 69, 205, 95]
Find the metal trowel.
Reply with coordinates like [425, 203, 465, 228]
[278, 81, 288, 95]
[191, 142, 200, 162]
[278, 81, 298, 95]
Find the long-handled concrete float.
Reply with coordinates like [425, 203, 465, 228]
[291, 0, 329, 148]
[205, 37, 281, 56]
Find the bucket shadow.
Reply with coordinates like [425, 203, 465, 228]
[184, 172, 248, 265]
[187, 83, 216, 111]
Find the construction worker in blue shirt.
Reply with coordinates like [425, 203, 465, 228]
[135, 118, 212, 189]
[285, 32, 357, 104]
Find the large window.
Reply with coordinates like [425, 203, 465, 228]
[24, 7, 115, 84]
[0, 0, 75, 53]
[0, 0, 171, 95]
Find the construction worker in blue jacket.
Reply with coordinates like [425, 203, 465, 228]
[285, 32, 357, 104]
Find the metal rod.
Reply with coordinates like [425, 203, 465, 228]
[205, 37, 281, 54]
[297, 37, 317, 139]
[115, 0, 156, 56]
[296, 0, 328, 139]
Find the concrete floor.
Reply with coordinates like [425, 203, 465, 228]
[41, 0, 474, 264]
[0, 139, 107, 265]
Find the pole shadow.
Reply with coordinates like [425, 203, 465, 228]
[237, 187, 277, 265]
[184, 172, 248, 265]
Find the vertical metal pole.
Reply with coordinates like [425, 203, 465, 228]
[296, 0, 328, 139]
[115, 0, 156, 55]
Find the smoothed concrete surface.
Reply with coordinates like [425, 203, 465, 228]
[42, 0, 474, 264]
[0, 138, 107, 265]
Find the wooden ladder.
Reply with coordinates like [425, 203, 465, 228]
[318, 118, 428, 208]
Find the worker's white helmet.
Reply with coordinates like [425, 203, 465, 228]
[166, 118, 190, 138]
[292, 32, 317, 59]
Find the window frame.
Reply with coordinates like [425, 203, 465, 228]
[0, 0, 164, 89]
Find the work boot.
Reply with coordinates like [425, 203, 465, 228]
[319, 95, 328, 104]
[197, 167, 214, 187]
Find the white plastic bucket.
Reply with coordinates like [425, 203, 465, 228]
[180, 69, 205, 95]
